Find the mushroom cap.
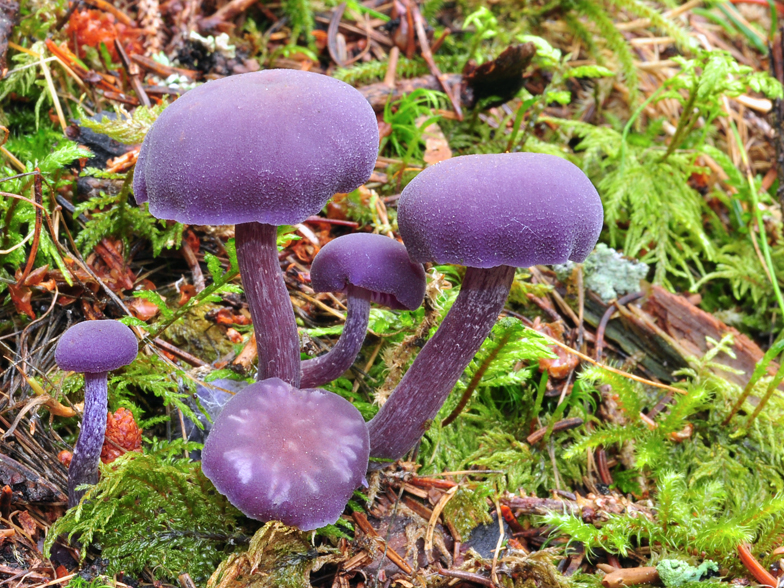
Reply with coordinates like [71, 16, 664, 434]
[55, 320, 138, 373]
[201, 378, 370, 531]
[134, 70, 379, 226]
[398, 153, 604, 268]
[310, 233, 427, 310]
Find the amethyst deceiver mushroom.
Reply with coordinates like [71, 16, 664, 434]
[368, 153, 604, 463]
[201, 377, 369, 530]
[302, 233, 427, 388]
[55, 320, 138, 506]
[134, 70, 378, 387]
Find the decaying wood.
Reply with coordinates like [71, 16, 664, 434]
[583, 284, 778, 388]
[0, 454, 66, 503]
[638, 285, 777, 387]
[601, 566, 659, 588]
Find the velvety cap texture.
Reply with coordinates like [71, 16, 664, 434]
[201, 377, 370, 531]
[310, 233, 426, 310]
[55, 320, 138, 373]
[398, 153, 604, 268]
[134, 70, 379, 225]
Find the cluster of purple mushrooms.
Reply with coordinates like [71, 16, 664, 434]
[54, 70, 604, 530]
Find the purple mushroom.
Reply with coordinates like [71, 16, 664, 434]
[55, 320, 138, 506]
[368, 153, 604, 463]
[201, 377, 369, 530]
[302, 233, 426, 388]
[134, 70, 378, 387]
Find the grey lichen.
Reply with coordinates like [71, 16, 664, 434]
[656, 559, 719, 587]
[554, 243, 649, 302]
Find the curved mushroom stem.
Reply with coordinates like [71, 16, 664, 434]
[68, 372, 109, 507]
[301, 285, 371, 388]
[367, 265, 516, 465]
[236, 222, 301, 387]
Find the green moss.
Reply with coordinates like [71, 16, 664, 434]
[443, 486, 493, 539]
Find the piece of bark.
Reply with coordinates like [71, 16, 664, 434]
[638, 285, 776, 388]
[582, 290, 687, 383]
[602, 567, 659, 588]
[582, 283, 780, 390]
[0, 0, 18, 76]
[461, 43, 536, 109]
[0, 454, 66, 503]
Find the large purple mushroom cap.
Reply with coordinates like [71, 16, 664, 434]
[133, 70, 379, 225]
[310, 233, 426, 310]
[201, 378, 370, 531]
[55, 320, 138, 373]
[398, 153, 604, 268]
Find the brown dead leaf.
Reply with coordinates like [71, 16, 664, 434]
[55, 565, 70, 578]
[128, 297, 160, 321]
[19, 265, 48, 287]
[15, 510, 37, 539]
[378, 120, 392, 140]
[184, 229, 200, 254]
[178, 283, 197, 306]
[226, 328, 243, 344]
[93, 238, 135, 291]
[8, 282, 34, 319]
[326, 193, 349, 220]
[416, 116, 452, 165]
[211, 308, 251, 326]
[533, 319, 579, 379]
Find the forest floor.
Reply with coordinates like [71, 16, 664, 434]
[0, 0, 784, 586]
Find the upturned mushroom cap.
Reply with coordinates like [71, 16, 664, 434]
[310, 233, 427, 310]
[201, 378, 369, 531]
[56, 320, 138, 373]
[134, 70, 379, 225]
[398, 153, 604, 268]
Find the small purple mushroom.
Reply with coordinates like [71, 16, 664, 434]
[302, 233, 426, 388]
[368, 153, 604, 463]
[201, 378, 369, 530]
[55, 320, 138, 506]
[134, 70, 378, 387]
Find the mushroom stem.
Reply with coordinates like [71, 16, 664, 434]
[236, 222, 301, 386]
[367, 265, 516, 464]
[68, 372, 109, 507]
[301, 285, 371, 388]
